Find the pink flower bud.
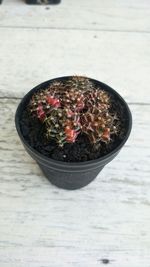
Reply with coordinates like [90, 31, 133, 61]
[66, 109, 74, 117]
[102, 128, 110, 141]
[76, 100, 85, 111]
[46, 96, 61, 108]
[65, 127, 79, 143]
[37, 105, 46, 121]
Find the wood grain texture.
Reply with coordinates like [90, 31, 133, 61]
[0, 28, 150, 102]
[0, 0, 150, 33]
[0, 0, 150, 265]
[0, 99, 150, 266]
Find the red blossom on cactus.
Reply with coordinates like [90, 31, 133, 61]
[76, 99, 84, 111]
[46, 96, 61, 108]
[65, 127, 79, 143]
[37, 105, 45, 121]
[66, 109, 74, 117]
[102, 128, 110, 141]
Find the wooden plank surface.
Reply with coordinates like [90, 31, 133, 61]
[0, 0, 150, 265]
[0, 0, 150, 33]
[0, 28, 150, 103]
[0, 99, 150, 266]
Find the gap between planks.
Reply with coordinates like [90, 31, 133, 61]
[0, 25, 150, 34]
[0, 96, 149, 106]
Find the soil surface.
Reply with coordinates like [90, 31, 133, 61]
[20, 94, 127, 162]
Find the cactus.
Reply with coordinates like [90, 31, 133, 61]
[28, 76, 119, 147]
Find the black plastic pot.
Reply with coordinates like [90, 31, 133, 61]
[15, 76, 132, 190]
[26, 0, 60, 4]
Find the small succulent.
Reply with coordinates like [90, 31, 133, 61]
[28, 76, 119, 147]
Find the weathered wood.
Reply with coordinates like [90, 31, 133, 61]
[0, 99, 150, 266]
[0, 28, 150, 103]
[0, 0, 150, 33]
[0, 0, 150, 265]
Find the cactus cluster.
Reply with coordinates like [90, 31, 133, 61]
[28, 76, 119, 147]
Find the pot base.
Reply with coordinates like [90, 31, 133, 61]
[39, 163, 104, 190]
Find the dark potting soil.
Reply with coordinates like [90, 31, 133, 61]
[20, 96, 127, 162]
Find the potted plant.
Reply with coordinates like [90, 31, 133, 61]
[26, 0, 61, 5]
[15, 76, 132, 190]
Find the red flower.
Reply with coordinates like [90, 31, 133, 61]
[46, 96, 60, 108]
[66, 109, 74, 117]
[102, 128, 110, 141]
[65, 127, 79, 143]
[37, 105, 45, 121]
[76, 99, 85, 111]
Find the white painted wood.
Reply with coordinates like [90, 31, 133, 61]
[0, 0, 150, 265]
[0, 0, 150, 33]
[0, 28, 150, 102]
[0, 99, 150, 266]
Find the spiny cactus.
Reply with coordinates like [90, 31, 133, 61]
[81, 108, 118, 144]
[28, 76, 119, 147]
[44, 108, 81, 147]
[65, 75, 94, 92]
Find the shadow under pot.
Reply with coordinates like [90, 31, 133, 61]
[15, 76, 132, 190]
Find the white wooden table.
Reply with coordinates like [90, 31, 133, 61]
[0, 0, 150, 266]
